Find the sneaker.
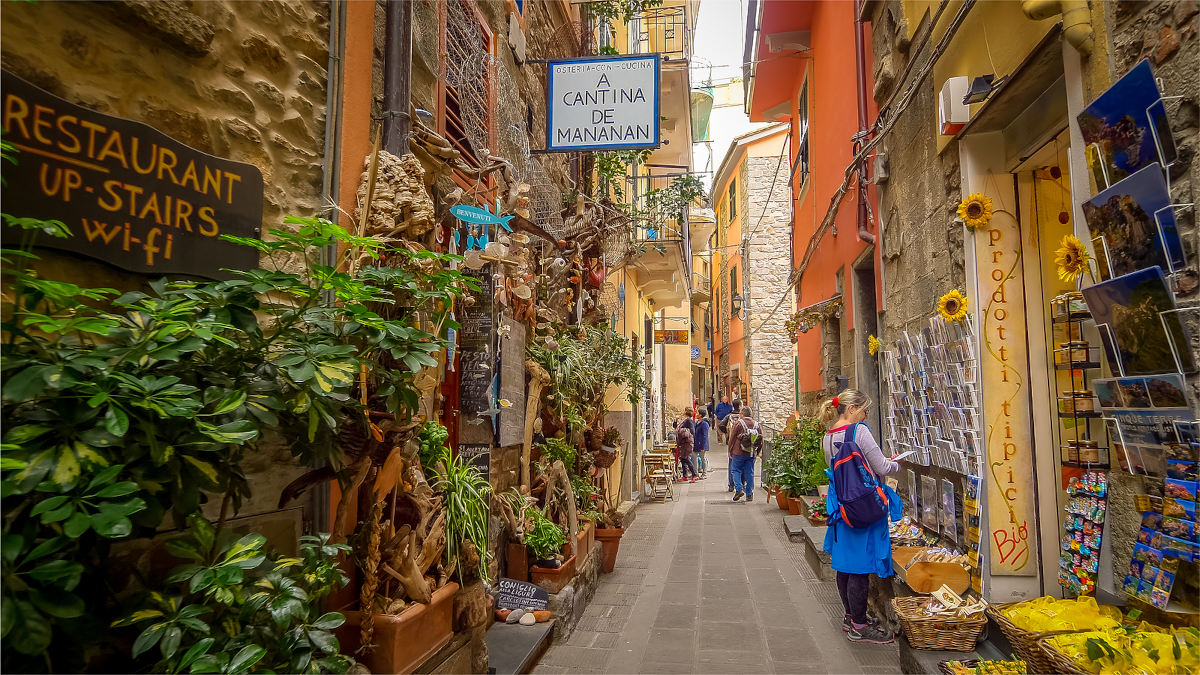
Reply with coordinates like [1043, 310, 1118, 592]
[727, 487, 734, 493]
[842, 615, 852, 632]
[746, 494, 754, 502]
[847, 622, 894, 644]
[733, 490, 744, 502]
[690, 477, 698, 483]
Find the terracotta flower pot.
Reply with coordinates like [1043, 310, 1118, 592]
[595, 527, 624, 573]
[531, 553, 577, 594]
[775, 489, 789, 510]
[577, 520, 594, 556]
[787, 496, 803, 516]
[336, 582, 459, 675]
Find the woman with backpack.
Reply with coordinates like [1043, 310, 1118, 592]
[820, 389, 901, 645]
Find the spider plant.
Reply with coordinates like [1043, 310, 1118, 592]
[433, 448, 492, 582]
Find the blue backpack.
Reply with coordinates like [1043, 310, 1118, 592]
[827, 423, 889, 529]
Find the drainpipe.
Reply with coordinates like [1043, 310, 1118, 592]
[853, 0, 876, 245]
[1021, 0, 1093, 55]
[382, 0, 413, 153]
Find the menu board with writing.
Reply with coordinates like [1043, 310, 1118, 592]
[457, 443, 490, 478]
[459, 268, 496, 425]
[496, 577, 549, 610]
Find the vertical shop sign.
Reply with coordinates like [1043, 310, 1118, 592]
[976, 214, 1039, 576]
[0, 71, 263, 278]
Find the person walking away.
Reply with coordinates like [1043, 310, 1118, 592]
[676, 416, 698, 483]
[693, 411, 711, 477]
[820, 389, 902, 645]
[706, 397, 715, 419]
[728, 407, 763, 502]
[714, 395, 733, 442]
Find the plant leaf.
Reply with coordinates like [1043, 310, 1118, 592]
[227, 644, 267, 674]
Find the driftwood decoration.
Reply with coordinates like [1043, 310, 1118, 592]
[545, 460, 578, 560]
[521, 359, 552, 489]
[355, 151, 436, 241]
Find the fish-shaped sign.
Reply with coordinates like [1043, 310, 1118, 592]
[450, 202, 514, 231]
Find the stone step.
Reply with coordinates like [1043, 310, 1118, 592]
[485, 620, 555, 675]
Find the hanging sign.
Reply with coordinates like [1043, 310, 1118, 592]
[975, 211, 1038, 576]
[547, 55, 660, 151]
[496, 577, 549, 610]
[0, 71, 263, 279]
[654, 329, 688, 345]
[690, 346, 701, 360]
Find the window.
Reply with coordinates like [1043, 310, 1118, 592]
[440, 0, 495, 189]
[794, 82, 810, 187]
[727, 178, 738, 220]
[729, 267, 739, 316]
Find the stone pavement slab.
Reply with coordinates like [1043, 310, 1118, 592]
[532, 445, 901, 674]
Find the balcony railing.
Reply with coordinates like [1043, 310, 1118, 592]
[626, 174, 686, 243]
[627, 6, 690, 61]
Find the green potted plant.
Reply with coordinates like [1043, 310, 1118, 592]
[527, 507, 574, 593]
[596, 426, 621, 468]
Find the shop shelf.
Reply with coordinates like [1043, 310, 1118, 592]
[1051, 313, 1092, 323]
[1060, 460, 1111, 469]
[1057, 410, 1104, 419]
[1054, 361, 1102, 370]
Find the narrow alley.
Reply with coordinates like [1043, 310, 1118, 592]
[535, 445, 901, 675]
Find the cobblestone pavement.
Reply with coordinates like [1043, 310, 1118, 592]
[534, 444, 903, 674]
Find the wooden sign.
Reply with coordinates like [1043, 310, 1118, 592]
[975, 211, 1038, 576]
[654, 329, 688, 345]
[0, 71, 263, 279]
[496, 577, 548, 610]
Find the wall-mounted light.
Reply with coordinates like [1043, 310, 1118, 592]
[731, 292, 744, 317]
[963, 74, 998, 105]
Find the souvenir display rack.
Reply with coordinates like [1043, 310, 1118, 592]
[1048, 292, 1110, 469]
[1057, 471, 1107, 596]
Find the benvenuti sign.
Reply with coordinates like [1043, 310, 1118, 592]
[547, 55, 660, 152]
[0, 71, 263, 279]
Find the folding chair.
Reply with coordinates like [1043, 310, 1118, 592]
[643, 453, 675, 502]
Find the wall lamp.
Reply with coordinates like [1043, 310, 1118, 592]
[963, 74, 1000, 105]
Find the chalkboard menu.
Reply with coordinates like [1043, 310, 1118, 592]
[498, 315, 526, 448]
[457, 443, 490, 477]
[459, 267, 495, 423]
[496, 577, 549, 610]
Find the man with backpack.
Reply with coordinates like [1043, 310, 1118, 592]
[727, 407, 763, 502]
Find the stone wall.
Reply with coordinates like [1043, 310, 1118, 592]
[744, 154, 797, 427]
[0, 0, 331, 522]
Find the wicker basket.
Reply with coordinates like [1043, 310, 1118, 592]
[985, 603, 1082, 674]
[594, 445, 618, 468]
[892, 596, 987, 651]
[1036, 637, 1089, 675]
[936, 659, 1031, 675]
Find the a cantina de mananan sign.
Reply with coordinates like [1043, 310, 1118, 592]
[0, 71, 263, 279]
[547, 54, 660, 152]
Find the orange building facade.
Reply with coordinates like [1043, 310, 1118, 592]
[745, 0, 883, 419]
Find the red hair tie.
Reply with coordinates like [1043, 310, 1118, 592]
[831, 396, 840, 407]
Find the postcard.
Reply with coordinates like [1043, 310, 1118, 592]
[1134, 543, 1163, 564]
[1145, 373, 1190, 408]
[1155, 568, 1177, 592]
[940, 478, 958, 543]
[1082, 266, 1197, 375]
[1165, 478, 1198, 502]
[1128, 558, 1144, 579]
[1136, 580, 1155, 603]
[1078, 59, 1177, 182]
[1151, 587, 1171, 609]
[1138, 526, 1161, 546]
[1118, 378, 1153, 408]
[1161, 516, 1196, 541]
[1140, 563, 1160, 584]
[1093, 378, 1125, 408]
[1164, 497, 1196, 519]
[1167, 458, 1198, 481]
[1160, 535, 1194, 562]
[1123, 574, 1140, 595]
[1082, 164, 1185, 278]
[1142, 446, 1168, 479]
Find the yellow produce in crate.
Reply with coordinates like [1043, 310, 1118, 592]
[1000, 595, 1123, 632]
[1043, 627, 1200, 675]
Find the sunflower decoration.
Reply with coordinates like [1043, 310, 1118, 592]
[868, 334, 881, 357]
[957, 192, 994, 230]
[937, 289, 970, 322]
[1054, 234, 1092, 285]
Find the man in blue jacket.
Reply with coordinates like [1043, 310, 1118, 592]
[713, 395, 733, 441]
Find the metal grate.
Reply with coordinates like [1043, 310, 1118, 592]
[444, 0, 493, 167]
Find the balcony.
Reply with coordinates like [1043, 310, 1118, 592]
[691, 272, 711, 303]
[626, 173, 691, 309]
[627, 6, 690, 62]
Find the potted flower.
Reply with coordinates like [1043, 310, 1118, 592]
[527, 507, 575, 593]
[596, 426, 621, 469]
[808, 499, 830, 527]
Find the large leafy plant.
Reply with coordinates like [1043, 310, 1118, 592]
[2, 196, 474, 669]
[431, 447, 491, 582]
[115, 516, 352, 674]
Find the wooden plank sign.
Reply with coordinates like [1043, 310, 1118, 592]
[654, 329, 688, 345]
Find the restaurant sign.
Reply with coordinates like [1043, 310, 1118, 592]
[0, 71, 263, 279]
[654, 329, 688, 345]
[547, 55, 660, 152]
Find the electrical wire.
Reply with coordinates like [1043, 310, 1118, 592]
[736, 0, 974, 344]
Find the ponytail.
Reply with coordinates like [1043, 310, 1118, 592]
[819, 388, 872, 428]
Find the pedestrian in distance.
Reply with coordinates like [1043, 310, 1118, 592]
[693, 410, 711, 477]
[706, 397, 715, 419]
[676, 415, 698, 483]
[714, 395, 733, 443]
[728, 407, 763, 502]
[820, 388, 902, 645]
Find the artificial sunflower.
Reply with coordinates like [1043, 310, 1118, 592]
[1054, 234, 1091, 285]
[957, 192, 994, 230]
[868, 334, 881, 357]
[937, 289, 970, 322]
